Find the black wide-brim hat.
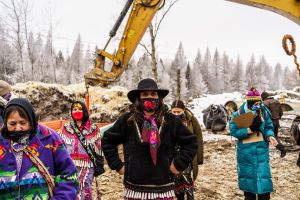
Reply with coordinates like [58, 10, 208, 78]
[127, 78, 169, 103]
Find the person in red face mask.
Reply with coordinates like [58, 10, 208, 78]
[58, 101, 104, 200]
[102, 78, 198, 200]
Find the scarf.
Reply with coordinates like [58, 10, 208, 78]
[244, 102, 265, 122]
[142, 116, 161, 165]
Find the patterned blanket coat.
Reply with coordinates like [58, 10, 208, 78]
[58, 121, 102, 200]
[0, 124, 79, 200]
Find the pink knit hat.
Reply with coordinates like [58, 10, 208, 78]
[246, 87, 261, 101]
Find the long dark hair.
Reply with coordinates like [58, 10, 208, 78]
[128, 97, 166, 125]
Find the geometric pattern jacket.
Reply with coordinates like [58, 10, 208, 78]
[58, 121, 102, 200]
[58, 122, 102, 169]
[0, 124, 79, 200]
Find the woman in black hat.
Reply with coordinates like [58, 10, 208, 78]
[101, 78, 198, 200]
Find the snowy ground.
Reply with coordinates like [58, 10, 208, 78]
[94, 136, 300, 200]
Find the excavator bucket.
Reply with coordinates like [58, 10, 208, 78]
[84, 68, 116, 86]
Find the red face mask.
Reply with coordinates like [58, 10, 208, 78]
[72, 111, 83, 121]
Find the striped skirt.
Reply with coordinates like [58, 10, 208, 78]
[124, 187, 175, 200]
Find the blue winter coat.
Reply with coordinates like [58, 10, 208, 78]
[229, 102, 275, 194]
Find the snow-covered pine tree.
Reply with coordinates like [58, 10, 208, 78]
[256, 55, 270, 91]
[186, 62, 192, 98]
[283, 66, 294, 89]
[245, 54, 257, 89]
[226, 58, 236, 92]
[191, 50, 207, 97]
[202, 47, 211, 89]
[119, 58, 138, 89]
[40, 30, 56, 83]
[230, 56, 245, 92]
[209, 48, 221, 93]
[290, 67, 300, 89]
[221, 52, 230, 92]
[271, 63, 283, 90]
[26, 31, 36, 81]
[170, 42, 188, 100]
[33, 33, 44, 81]
[137, 53, 152, 81]
[70, 34, 84, 83]
[55, 50, 66, 84]
[157, 58, 171, 93]
[236, 56, 245, 92]
[83, 46, 93, 72]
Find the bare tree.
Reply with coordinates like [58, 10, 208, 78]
[49, 23, 57, 83]
[47, 3, 57, 83]
[41, 0, 58, 83]
[22, 1, 36, 80]
[140, 0, 179, 82]
[1, 0, 29, 82]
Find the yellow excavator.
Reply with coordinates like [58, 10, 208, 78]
[84, 0, 300, 86]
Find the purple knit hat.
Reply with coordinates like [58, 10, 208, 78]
[246, 87, 261, 101]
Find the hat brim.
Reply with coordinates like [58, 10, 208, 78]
[246, 97, 262, 101]
[127, 89, 169, 103]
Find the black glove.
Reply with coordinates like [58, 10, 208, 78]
[249, 115, 262, 132]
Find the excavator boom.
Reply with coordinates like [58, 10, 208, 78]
[84, 0, 164, 86]
[226, 0, 300, 25]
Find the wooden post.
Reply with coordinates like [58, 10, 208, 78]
[85, 85, 90, 114]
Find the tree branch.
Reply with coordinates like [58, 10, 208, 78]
[154, 0, 179, 39]
[139, 41, 152, 56]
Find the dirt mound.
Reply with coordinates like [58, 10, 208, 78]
[12, 82, 130, 122]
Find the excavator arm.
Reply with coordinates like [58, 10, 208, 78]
[226, 0, 300, 25]
[84, 0, 164, 86]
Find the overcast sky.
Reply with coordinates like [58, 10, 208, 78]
[28, 0, 300, 68]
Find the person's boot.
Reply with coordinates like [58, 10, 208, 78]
[187, 191, 194, 200]
[244, 192, 256, 200]
[277, 143, 286, 158]
[297, 156, 300, 167]
[280, 148, 287, 158]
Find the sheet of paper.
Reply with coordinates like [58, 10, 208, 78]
[233, 112, 255, 128]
